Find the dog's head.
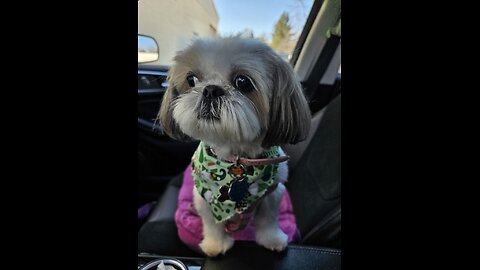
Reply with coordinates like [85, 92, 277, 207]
[158, 37, 310, 150]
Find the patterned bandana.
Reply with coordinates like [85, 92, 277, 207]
[192, 141, 281, 223]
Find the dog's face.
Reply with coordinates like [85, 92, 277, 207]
[158, 37, 310, 151]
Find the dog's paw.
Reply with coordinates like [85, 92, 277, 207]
[255, 228, 288, 252]
[199, 235, 234, 257]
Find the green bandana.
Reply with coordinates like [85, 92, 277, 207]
[192, 142, 281, 223]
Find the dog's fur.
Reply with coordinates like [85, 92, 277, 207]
[158, 37, 311, 256]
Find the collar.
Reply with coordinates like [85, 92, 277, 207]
[206, 146, 290, 166]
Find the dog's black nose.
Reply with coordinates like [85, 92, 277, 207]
[203, 85, 225, 99]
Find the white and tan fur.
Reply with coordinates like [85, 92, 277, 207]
[158, 37, 310, 256]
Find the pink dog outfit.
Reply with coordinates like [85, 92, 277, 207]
[174, 142, 301, 254]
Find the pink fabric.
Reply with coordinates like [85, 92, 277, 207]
[175, 165, 301, 254]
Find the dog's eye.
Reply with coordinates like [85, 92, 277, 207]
[234, 75, 255, 92]
[186, 75, 199, 87]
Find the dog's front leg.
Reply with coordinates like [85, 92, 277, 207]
[193, 189, 234, 257]
[254, 182, 289, 251]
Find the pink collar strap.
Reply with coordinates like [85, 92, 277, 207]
[229, 155, 290, 166]
[208, 146, 290, 166]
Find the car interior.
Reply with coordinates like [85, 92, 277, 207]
[138, 0, 341, 269]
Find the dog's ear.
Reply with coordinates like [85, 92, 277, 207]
[261, 56, 311, 148]
[157, 75, 191, 141]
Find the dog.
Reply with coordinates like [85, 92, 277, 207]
[158, 37, 311, 257]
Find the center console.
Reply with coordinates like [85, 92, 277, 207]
[138, 242, 341, 270]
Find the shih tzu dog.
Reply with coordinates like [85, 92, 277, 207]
[158, 37, 311, 257]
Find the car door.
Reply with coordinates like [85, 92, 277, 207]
[138, 64, 198, 206]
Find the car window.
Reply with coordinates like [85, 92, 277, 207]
[138, 0, 315, 66]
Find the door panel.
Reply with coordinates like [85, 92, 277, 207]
[138, 67, 198, 205]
